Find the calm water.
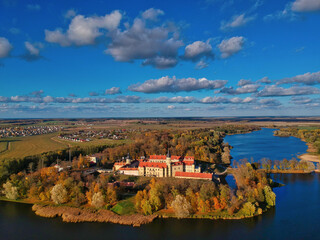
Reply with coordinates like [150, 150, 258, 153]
[1, 128, 320, 240]
[225, 128, 308, 162]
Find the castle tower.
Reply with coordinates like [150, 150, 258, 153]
[166, 149, 172, 177]
[126, 153, 131, 165]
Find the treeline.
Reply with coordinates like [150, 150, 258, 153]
[0, 143, 121, 183]
[274, 127, 320, 153]
[255, 158, 316, 171]
[1, 167, 119, 208]
[103, 129, 231, 164]
[135, 163, 275, 218]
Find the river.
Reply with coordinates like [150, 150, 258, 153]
[1, 128, 319, 240]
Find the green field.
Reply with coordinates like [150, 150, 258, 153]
[111, 197, 136, 215]
[0, 133, 126, 160]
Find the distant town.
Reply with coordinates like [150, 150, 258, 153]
[0, 125, 63, 138]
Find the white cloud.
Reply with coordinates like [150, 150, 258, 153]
[142, 8, 164, 21]
[128, 76, 227, 93]
[105, 18, 183, 68]
[220, 14, 255, 30]
[196, 59, 209, 69]
[277, 71, 320, 85]
[105, 87, 122, 95]
[218, 36, 245, 58]
[237, 79, 253, 86]
[20, 42, 43, 61]
[45, 10, 122, 46]
[142, 56, 178, 69]
[292, 0, 320, 12]
[183, 40, 213, 61]
[0, 37, 13, 58]
[257, 85, 320, 96]
[218, 84, 260, 95]
[257, 76, 272, 84]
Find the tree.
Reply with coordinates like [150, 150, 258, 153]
[263, 186, 276, 207]
[171, 195, 192, 218]
[2, 181, 18, 200]
[91, 192, 105, 208]
[241, 202, 256, 216]
[221, 146, 231, 164]
[51, 184, 68, 204]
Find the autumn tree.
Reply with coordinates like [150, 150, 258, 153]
[91, 192, 105, 208]
[2, 181, 18, 200]
[171, 195, 192, 218]
[51, 184, 68, 204]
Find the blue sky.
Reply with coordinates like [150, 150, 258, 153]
[0, 0, 320, 118]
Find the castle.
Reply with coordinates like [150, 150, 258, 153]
[113, 151, 212, 180]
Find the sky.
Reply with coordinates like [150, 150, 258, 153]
[0, 0, 320, 118]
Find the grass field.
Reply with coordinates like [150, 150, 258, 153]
[0, 141, 9, 153]
[111, 197, 136, 215]
[0, 133, 126, 160]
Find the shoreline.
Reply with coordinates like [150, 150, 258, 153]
[0, 199, 268, 226]
[298, 141, 320, 163]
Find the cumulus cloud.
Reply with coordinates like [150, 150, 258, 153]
[258, 98, 282, 106]
[218, 36, 245, 58]
[183, 40, 214, 61]
[218, 84, 260, 95]
[277, 71, 320, 85]
[257, 85, 320, 97]
[105, 87, 121, 95]
[0, 37, 13, 58]
[220, 14, 255, 30]
[257, 76, 272, 84]
[105, 17, 183, 69]
[290, 96, 313, 104]
[45, 10, 122, 46]
[0, 95, 141, 104]
[142, 56, 178, 69]
[142, 8, 164, 21]
[147, 96, 195, 103]
[237, 79, 253, 86]
[292, 0, 320, 12]
[128, 76, 227, 93]
[200, 96, 257, 104]
[20, 42, 43, 61]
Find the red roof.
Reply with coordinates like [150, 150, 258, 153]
[175, 172, 212, 179]
[139, 162, 167, 168]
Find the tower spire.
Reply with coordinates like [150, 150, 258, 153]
[167, 148, 171, 158]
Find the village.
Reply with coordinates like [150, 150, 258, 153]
[57, 129, 131, 142]
[0, 125, 63, 138]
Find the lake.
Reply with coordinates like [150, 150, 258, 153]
[1, 128, 319, 240]
[224, 128, 308, 162]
